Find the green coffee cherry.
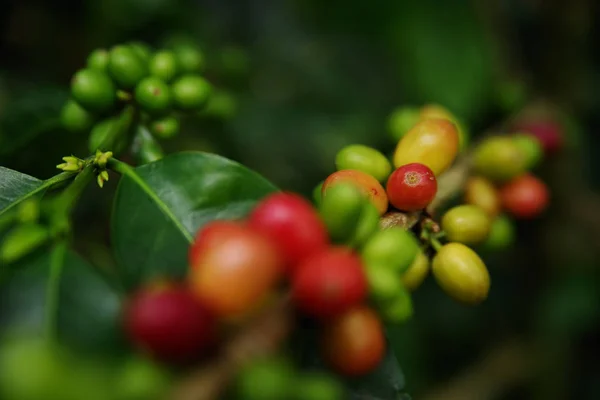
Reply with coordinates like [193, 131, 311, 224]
[201, 90, 237, 119]
[512, 133, 543, 169]
[379, 287, 413, 323]
[361, 227, 419, 274]
[319, 182, 364, 243]
[0, 337, 70, 400]
[134, 77, 171, 114]
[171, 75, 212, 110]
[472, 136, 527, 182]
[128, 42, 152, 62]
[481, 215, 515, 251]
[236, 356, 294, 400]
[432, 242, 490, 305]
[150, 116, 180, 139]
[71, 69, 116, 113]
[114, 357, 171, 400]
[88, 118, 117, 153]
[388, 107, 420, 143]
[441, 204, 491, 245]
[87, 49, 110, 71]
[365, 263, 403, 303]
[401, 251, 429, 291]
[335, 144, 392, 183]
[349, 202, 380, 247]
[294, 372, 345, 400]
[173, 46, 204, 73]
[60, 99, 95, 133]
[149, 50, 179, 82]
[108, 45, 148, 89]
[313, 181, 324, 206]
[0, 224, 49, 264]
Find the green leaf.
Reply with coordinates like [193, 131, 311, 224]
[111, 151, 278, 290]
[0, 167, 44, 216]
[0, 249, 124, 354]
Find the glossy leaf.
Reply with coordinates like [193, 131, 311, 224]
[111, 151, 278, 290]
[0, 249, 124, 353]
[0, 167, 44, 216]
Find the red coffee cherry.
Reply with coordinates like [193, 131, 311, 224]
[386, 163, 437, 211]
[291, 247, 367, 318]
[320, 305, 385, 376]
[500, 174, 549, 219]
[124, 283, 216, 365]
[248, 192, 329, 272]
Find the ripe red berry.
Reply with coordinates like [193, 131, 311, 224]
[386, 163, 437, 211]
[189, 220, 246, 269]
[248, 192, 329, 271]
[500, 174, 549, 219]
[124, 283, 216, 365]
[512, 119, 563, 155]
[291, 247, 367, 318]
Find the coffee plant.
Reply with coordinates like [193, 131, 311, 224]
[0, 36, 577, 400]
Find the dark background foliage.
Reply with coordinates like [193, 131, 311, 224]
[0, 0, 599, 399]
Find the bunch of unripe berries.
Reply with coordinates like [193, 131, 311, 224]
[60, 41, 211, 151]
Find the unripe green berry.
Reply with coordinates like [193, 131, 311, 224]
[236, 356, 294, 400]
[149, 51, 179, 82]
[60, 99, 95, 133]
[512, 133, 543, 170]
[365, 263, 403, 303]
[361, 227, 419, 274]
[441, 204, 491, 245]
[472, 136, 527, 182]
[294, 372, 345, 400]
[319, 182, 365, 243]
[335, 144, 392, 183]
[349, 202, 380, 247]
[379, 287, 413, 323]
[150, 116, 179, 139]
[86, 49, 110, 71]
[70, 69, 116, 113]
[135, 77, 171, 114]
[481, 214, 515, 251]
[171, 75, 211, 110]
[388, 107, 420, 143]
[129, 42, 152, 62]
[174, 46, 204, 73]
[108, 45, 148, 89]
[114, 357, 171, 400]
[201, 90, 237, 119]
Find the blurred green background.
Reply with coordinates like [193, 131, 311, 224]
[0, 0, 599, 399]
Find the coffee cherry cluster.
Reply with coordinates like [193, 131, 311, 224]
[124, 189, 416, 379]
[60, 41, 211, 152]
[311, 103, 560, 307]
